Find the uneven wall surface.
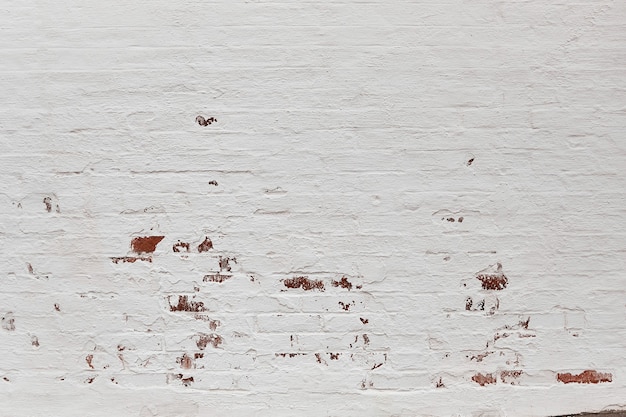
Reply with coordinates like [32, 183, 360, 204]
[1, 1, 625, 416]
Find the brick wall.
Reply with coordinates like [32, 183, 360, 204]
[1, 1, 625, 416]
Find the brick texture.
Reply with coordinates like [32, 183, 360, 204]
[0, 1, 625, 416]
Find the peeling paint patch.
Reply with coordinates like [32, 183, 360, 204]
[131, 236, 165, 254]
[476, 263, 508, 290]
[332, 276, 353, 290]
[196, 333, 223, 350]
[472, 372, 496, 386]
[557, 370, 612, 384]
[197, 237, 213, 252]
[203, 273, 232, 283]
[111, 256, 152, 264]
[283, 276, 325, 291]
[169, 296, 206, 312]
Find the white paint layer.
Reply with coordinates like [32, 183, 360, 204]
[1, 1, 625, 416]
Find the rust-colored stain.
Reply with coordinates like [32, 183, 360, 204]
[169, 295, 206, 312]
[173, 241, 190, 252]
[501, 370, 523, 384]
[332, 277, 353, 290]
[203, 273, 232, 283]
[476, 273, 508, 290]
[177, 353, 194, 369]
[196, 115, 217, 126]
[557, 370, 612, 384]
[472, 372, 496, 386]
[283, 276, 325, 291]
[111, 256, 152, 264]
[360, 317, 369, 324]
[196, 333, 223, 350]
[131, 236, 165, 254]
[198, 237, 213, 252]
[85, 354, 94, 369]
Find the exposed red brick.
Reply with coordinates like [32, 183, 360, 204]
[203, 273, 232, 283]
[472, 372, 496, 386]
[476, 274, 508, 290]
[111, 256, 152, 264]
[557, 370, 612, 384]
[283, 276, 325, 291]
[332, 276, 353, 290]
[169, 295, 206, 312]
[197, 237, 213, 252]
[196, 333, 223, 350]
[130, 236, 165, 253]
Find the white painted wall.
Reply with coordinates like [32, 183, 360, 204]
[1, 1, 625, 416]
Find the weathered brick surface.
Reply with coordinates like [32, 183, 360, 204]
[1, 1, 625, 416]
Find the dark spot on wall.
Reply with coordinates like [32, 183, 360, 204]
[436, 377, 445, 388]
[208, 180, 218, 186]
[356, 285, 362, 289]
[458, 216, 464, 223]
[329, 353, 340, 360]
[477, 299, 485, 310]
[469, 351, 493, 362]
[111, 256, 152, 264]
[43, 196, 60, 213]
[31, 336, 39, 348]
[85, 377, 95, 384]
[196, 333, 223, 350]
[2, 377, 8, 382]
[194, 353, 204, 359]
[446, 217, 455, 222]
[172, 241, 190, 252]
[467, 158, 474, 166]
[2, 313, 15, 331]
[176, 353, 194, 369]
[338, 301, 353, 311]
[27, 263, 34, 274]
[519, 317, 530, 329]
[500, 370, 523, 384]
[332, 277, 353, 290]
[111, 377, 118, 385]
[362, 334, 370, 345]
[198, 237, 213, 252]
[557, 370, 612, 384]
[275, 353, 306, 358]
[117, 345, 126, 352]
[283, 276, 325, 291]
[465, 297, 473, 311]
[169, 295, 206, 312]
[86, 354, 94, 369]
[131, 236, 165, 254]
[472, 372, 496, 386]
[371, 363, 383, 370]
[219, 256, 236, 272]
[181, 376, 194, 386]
[360, 317, 369, 324]
[54, 303, 60, 312]
[196, 115, 217, 126]
[203, 273, 232, 283]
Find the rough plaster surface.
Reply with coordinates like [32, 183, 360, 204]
[1, 1, 625, 416]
